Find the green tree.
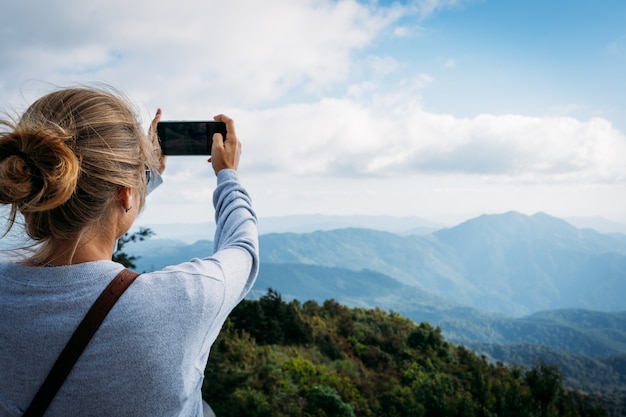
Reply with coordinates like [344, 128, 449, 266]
[228, 289, 313, 345]
[305, 386, 355, 417]
[525, 361, 563, 417]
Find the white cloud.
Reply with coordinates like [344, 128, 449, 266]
[0, 0, 397, 111]
[407, 114, 626, 181]
[4, 0, 624, 186]
[227, 96, 626, 184]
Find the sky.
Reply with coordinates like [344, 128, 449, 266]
[1, 0, 626, 226]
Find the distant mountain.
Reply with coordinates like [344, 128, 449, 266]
[129, 238, 212, 272]
[131, 213, 626, 245]
[260, 228, 470, 292]
[256, 214, 446, 235]
[249, 262, 494, 325]
[130, 223, 216, 245]
[441, 309, 626, 358]
[432, 211, 626, 314]
[131, 243, 626, 356]
[259, 212, 626, 316]
[131, 214, 445, 244]
[130, 211, 626, 316]
[468, 342, 626, 394]
[566, 216, 626, 235]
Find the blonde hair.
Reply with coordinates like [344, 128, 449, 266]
[0, 86, 160, 258]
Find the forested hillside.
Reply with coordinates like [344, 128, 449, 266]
[203, 290, 611, 417]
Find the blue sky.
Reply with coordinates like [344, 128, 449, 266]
[369, 0, 626, 124]
[1, 0, 625, 226]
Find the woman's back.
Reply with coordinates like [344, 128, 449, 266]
[0, 87, 258, 416]
[1, 215, 256, 416]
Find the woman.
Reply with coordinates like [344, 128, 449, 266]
[0, 87, 259, 416]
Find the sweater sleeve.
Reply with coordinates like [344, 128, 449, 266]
[211, 169, 259, 304]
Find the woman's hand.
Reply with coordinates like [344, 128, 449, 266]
[149, 108, 167, 174]
[209, 114, 241, 175]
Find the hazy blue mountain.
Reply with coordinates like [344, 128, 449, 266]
[129, 211, 626, 316]
[250, 262, 496, 325]
[130, 223, 215, 245]
[259, 228, 468, 291]
[432, 211, 626, 314]
[259, 212, 626, 315]
[130, 214, 446, 244]
[256, 214, 446, 235]
[130, 237, 626, 355]
[129, 238, 212, 272]
[440, 309, 626, 358]
[566, 215, 626, 235]
[525, 308, 626, 330]
[468, 342, 625, 394]
[131, 213, 626, 245]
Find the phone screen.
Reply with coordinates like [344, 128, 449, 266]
[157, 121, 227, 155]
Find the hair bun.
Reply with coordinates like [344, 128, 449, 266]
[0, 126, 80, 213]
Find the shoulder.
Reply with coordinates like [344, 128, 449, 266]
[124, 263, 228, 316]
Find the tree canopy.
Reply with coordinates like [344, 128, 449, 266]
[203, 289, 608, 417]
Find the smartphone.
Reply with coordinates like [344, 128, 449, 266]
[156, 121, 227, 155]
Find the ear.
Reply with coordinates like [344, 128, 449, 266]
[117, 187, 133, 212]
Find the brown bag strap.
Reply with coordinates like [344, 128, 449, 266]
[23, 268, 140, 417]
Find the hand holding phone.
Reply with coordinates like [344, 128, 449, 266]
[210, 114, 241, 174]
[156, 121, 227, 155]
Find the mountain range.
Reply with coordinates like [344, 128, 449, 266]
[123, 211, 626, 394]
[254, 212, 626, 316]
[128, 210, 626, 318]
[131, 212, 626, 243]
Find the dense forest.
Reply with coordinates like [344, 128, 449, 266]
[202, 290, 610, 417]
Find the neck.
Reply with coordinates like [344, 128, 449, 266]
[32, 228, 117, 266]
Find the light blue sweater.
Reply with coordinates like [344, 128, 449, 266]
[0, 169, 259, 416]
